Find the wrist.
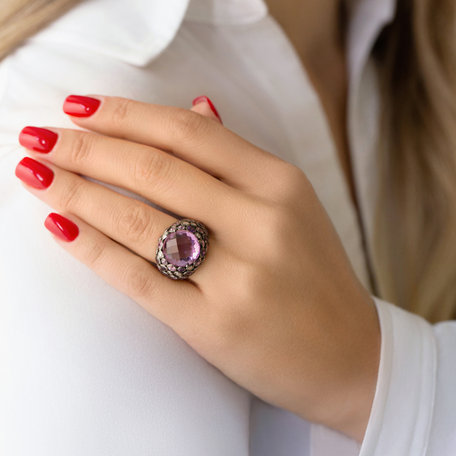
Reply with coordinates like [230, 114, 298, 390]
[304, 294, 381, 444]
[331, 296, 381, 443]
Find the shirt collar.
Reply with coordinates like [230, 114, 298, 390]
[346, 0, 398, 85]
[33, 0, 396, 71]
[31, 0, 190, 66]
[185, 0, 267, 25]
[31, 0, 267, 67]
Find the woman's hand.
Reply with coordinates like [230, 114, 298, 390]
[15, 94, 381, 443]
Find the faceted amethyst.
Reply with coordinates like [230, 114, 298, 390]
[163, 230, 200, 267]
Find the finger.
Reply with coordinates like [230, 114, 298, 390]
[15, 154, 182, 261]
[41, 210, 203, 337]
[190, 95, 223, 123]
[18, 126, 241, 231]
[62, 94, 284, 193]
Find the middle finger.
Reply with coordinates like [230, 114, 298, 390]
[18, 126, 243, 230]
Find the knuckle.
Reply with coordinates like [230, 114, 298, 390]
[267, 161, 312, 204]
[282, 162, 306, 183]
[284, 164, 314, 199]
[116, 203, 154, 244]
[59, 178, 84, 211]
[68, 133, 94, 166]
[124, 262, 155, 299]
[286, 163, 312, 190]
[111, 97, 134, 127]
[132, 151, 173, 192]
[171, 109, 209, 144]
[84, 238, 106, 269]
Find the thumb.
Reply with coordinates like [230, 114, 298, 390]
[191, 95, 223, 124]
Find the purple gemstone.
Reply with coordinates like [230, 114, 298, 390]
[163, 230, 200, 267]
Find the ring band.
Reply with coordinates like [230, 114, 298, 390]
[155, 218, 209, 280]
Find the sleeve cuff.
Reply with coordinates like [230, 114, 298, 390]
[358, 296, 437, 456]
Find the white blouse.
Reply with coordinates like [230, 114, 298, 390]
[0, 0, 454, 455]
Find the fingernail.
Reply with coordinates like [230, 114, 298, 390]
[192, 95, 223, 123]
[63, 95, 101, 117]
[15, 157, 54, 189]
[44, 212, 79, 242]
[19, 126, 58, 153]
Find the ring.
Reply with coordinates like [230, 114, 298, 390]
[155, 218, 209, 280]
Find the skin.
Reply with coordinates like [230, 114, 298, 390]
[264, 0, 358, 212]
[16, 95, 381, 443]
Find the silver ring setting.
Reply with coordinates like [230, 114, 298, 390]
[155, 218, 209, 280]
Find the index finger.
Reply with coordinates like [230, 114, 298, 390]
[63, 95, 285, 193]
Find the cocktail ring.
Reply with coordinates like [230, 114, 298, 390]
[155, 218, 209, 280]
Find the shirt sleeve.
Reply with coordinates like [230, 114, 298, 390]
[358, 296, 456, 455]
[310, 296, 456, 456]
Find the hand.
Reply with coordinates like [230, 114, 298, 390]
[15, 94, 381, 443]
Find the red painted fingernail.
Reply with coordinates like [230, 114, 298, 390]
[44, 213, 79, 242]
[192, 95, 223, 123]
[63, 95, 101, 117]
[18, 126, 58, 153]
[15, 157, 54, 189]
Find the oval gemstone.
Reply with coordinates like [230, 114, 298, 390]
[163, 230, 200, 266]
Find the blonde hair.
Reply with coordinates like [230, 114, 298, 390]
[1, 0, 455, 323]
[0, 0, 83, 61]
[372, 0, 456, 323]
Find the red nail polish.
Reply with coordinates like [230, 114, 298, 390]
[63, 95, 101, 117]
[44, 213, 79, 242]
[15, 157, 54, 189]
[19, 126, 58, 153]
[192, 95, 222, 123]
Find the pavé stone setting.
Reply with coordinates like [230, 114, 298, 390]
[155, 218, 209, 280]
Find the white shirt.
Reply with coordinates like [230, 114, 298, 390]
[0, 0, 454, 455]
